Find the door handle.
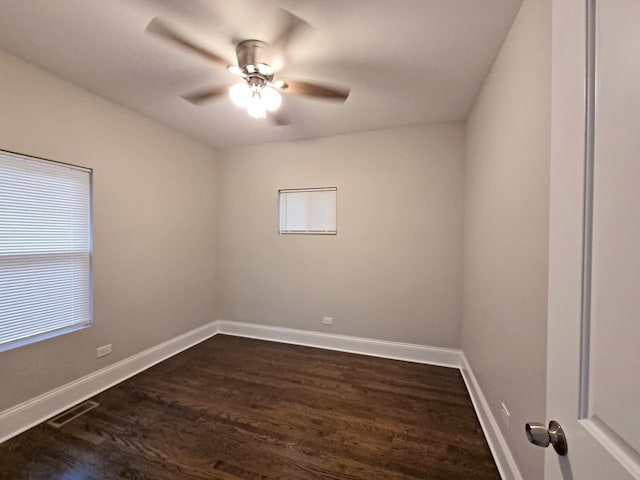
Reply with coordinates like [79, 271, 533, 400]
[525, 420, 568, 455]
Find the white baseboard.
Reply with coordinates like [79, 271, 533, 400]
[460, 352, 523, 480]
[0, 320, 219, 444]
[0, 319, 521, 480]
[216, 320, 462, 368]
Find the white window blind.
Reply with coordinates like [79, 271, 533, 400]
[0, 151, 92, 352]
[279, 187, 337, 234]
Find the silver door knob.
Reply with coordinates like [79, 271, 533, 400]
[525, 420, 568, 455]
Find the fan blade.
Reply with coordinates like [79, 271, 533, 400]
[280, 80, 350, 102]
[146, 17, 232, 70]
[182, 85, 230, 105]
[270, 9, 312, 56]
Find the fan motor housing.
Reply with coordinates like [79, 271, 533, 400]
[236, 39, 274, 77]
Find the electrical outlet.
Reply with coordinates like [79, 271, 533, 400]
[322, 316, 334, 325]
[500, 402, 510, 429]
[97, 344, 112, 358]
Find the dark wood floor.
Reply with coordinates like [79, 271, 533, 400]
[0, 335, 499, 480]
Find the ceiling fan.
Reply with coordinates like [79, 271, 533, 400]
[145, 10, 350, 125]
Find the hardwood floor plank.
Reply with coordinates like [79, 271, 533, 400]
[0, 335, 499, 479]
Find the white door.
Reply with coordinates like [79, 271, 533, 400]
[546, 0, 640, 478]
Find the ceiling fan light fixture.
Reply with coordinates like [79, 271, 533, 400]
[230, 81, 281, 119]
[229, 82, 251, 108]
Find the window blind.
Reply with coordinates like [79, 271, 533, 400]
[0, 151, 92, 351]
[279, 187, 337, 234]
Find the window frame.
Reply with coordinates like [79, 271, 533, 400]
[278, 187, 337, 235]
[0, 149, 93, 352]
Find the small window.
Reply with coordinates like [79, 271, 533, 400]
[279, 187, 337, 235]
[0, 150, 93, 352]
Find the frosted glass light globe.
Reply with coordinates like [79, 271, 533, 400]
[261, 87, 282, 112]
[247, 93, 266, 119]
[229, 83, 251, 108]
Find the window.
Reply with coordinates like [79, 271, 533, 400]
[279, 187, 337, 235]
[0, 150, 92, 351]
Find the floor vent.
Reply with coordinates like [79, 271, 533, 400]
[47, 401, 99, 428]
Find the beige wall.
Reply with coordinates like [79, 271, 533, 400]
[0, 50, 218, 410]
[462, 0, 551, 478]
[216, 123, 465, 348]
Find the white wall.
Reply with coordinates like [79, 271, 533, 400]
[462, 0, 551, 478]
[216, 123, 465, 348]
[0, 50, 218, 411]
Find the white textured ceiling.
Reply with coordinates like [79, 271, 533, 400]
[0, 0, 522, 148]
